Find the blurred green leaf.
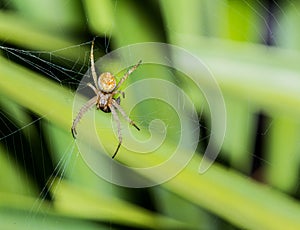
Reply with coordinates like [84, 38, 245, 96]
[2, 1, 300, 229]
[1, 38, 300, 229]
[265, 116, 300, 193]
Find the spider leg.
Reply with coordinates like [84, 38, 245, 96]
[109, 104, 122, 158]
[115, 60, 142, 90]
[114, 90, 125, 99]
[90, 39, 99, 90]
[112, 100, 140, 131]
[112, 90, 125, 106]
[87, 83, 98, 95]
[71, 96, 98, 138]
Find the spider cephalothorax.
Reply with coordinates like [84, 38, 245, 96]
[71, 39, 141, 158]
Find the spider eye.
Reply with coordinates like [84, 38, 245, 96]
[98, 72, 116, 93]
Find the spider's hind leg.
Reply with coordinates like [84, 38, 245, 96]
[112, 100, 140, 131]
[112, 143, 121, 159]
[109, 104, 122, 158]
[71, 96, 98, 139]
[71, 127, 77, 139]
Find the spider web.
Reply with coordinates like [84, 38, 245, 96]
[0, 0, 300, 229]
[0, 8, 113, 229]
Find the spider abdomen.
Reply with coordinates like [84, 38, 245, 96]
[100, 107, 111, 113]
[98, 72, 116, 93]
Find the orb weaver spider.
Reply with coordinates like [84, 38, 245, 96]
[71, 39, 141, 158]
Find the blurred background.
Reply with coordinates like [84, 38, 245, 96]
[1, 0, 300, 229]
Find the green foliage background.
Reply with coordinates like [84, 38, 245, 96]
[1, 0, 300, 229]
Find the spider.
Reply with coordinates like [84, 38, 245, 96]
[71, 39, 141, 158]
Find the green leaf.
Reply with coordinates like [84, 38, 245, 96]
[1, 39, 300, 229]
